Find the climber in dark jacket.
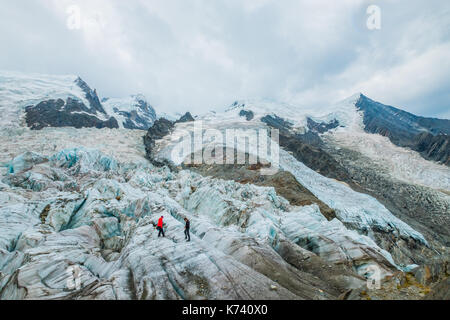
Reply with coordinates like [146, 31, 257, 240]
[184, 217, 190, 242]
[157, 216, 165, 237]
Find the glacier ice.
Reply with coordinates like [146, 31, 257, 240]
[153, 116, 429, 247]
[0, 147, 407, 299]
[279, 149, 428, 245]
[7, 152, 48, 174]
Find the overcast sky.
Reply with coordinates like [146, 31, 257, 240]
[1, 0, 449, 118]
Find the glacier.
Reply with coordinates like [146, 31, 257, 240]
[0, 72, 447, 299]
[1, 145, 409, 299]
[152, 115, 429, 248]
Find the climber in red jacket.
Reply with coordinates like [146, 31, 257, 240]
[157, 216, 165, 237]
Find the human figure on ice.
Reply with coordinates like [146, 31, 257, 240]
[184, 217, 190, 242]
[157, 216, 165, 237]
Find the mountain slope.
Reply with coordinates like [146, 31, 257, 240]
[0, 71, 156, 131]
[356, 94, 450, 165]
[147, 94, 449, 268]
[102, 95, 157, 130]
[0, 73, 448, 300]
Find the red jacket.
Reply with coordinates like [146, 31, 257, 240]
[157, 217, 164, 228]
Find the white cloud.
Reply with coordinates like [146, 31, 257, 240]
[0, 0, 448, 118]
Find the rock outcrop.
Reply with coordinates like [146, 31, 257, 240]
[356, 94, 450, 165]
[261, 115, 353, 184]
[26, 98, 119, 130]
[239, 110, 254, 121]
[316, 135, 448, 270]
[143, 118, 175, 167]
[24, 76, 120, 130]
[144, 113, 196, 167]
[102, 95, 157, 130]
[175, 112, 195, 124]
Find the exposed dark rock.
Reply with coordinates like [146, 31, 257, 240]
[120, 110, 149, 130]
[143, 118, 175, 167]
[211, 234, 358, 299]
[321, 140, 450, 265]
[261, 115, 353, 184]
[261, 113, 448, 266]
[175, 112, 195, 123]
[24, 77, 122, 130]
[116, 109, 155, 130]
[25, 99, 119, 130]
[75, 77, 107, 115]
[260, 115, 293, 134]
[413, 132, 449, 165]
[307, 117, 340, 134]
[144, 113, 198, 166]
[110, 97, 157, 130]
[295, 131, 324, 147]
[40, 204, 51, 224]
[412, 259, 449, 286]
[239, 110, 254, 121]
[146, 118, 174, 141]
[260, 114, 324, 146]
[425, 277, 450, 300]
[356, 94, 450, 165]
[22, 77, 160, 131]
[275, 239, 365, 294]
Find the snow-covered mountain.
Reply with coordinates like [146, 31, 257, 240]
[0, 71, 157, 130]
[102, 95, 157, 130]
[144, 93, 449, 297]
[0, 72, 448, 300]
